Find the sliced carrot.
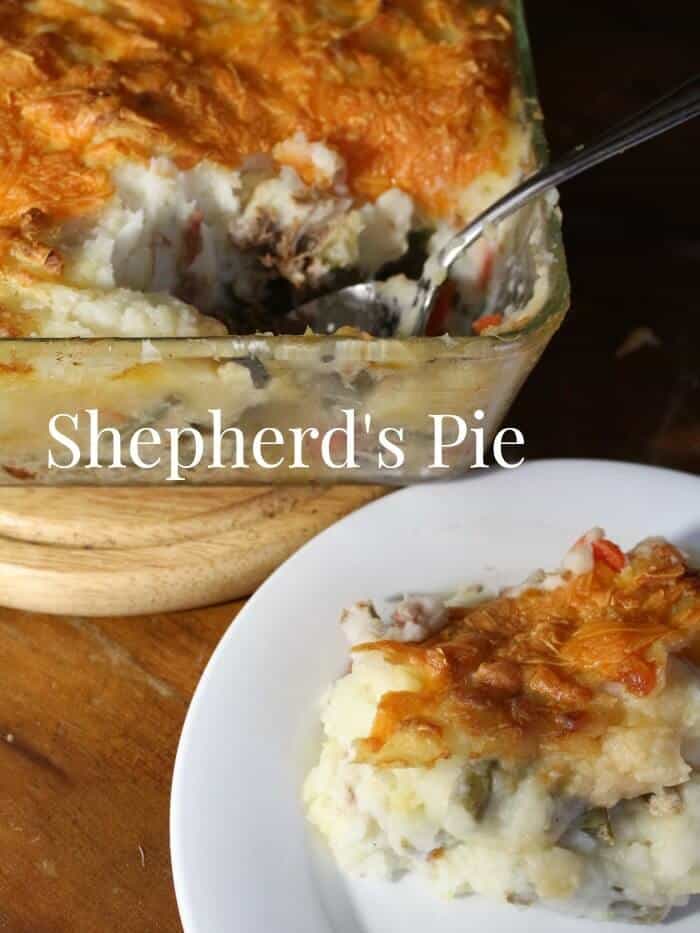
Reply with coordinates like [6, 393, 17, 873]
[426, 281, 456, 336]
[592, 539, 626, 572]
[477, 246, 495, 291]
[472, 313, 503, 335]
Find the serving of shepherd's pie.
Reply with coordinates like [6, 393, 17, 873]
[305, 530, 700, 922]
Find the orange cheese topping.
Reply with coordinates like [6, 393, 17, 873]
[354, 539, 700, 767]
[0, 0, 515, 264]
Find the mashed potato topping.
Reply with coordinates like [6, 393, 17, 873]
[304, 533, 700, 922]
[0, 0, 532, 337]
[0, 0, 514, 237]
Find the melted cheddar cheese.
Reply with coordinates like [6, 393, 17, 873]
[354, 539, 700, 768]
[0, 0, 515, 269]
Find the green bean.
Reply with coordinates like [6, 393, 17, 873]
[579, 808, 615, 846]
[462, 763, 493, 820]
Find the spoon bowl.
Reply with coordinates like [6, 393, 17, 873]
[285, 75, 699, 338]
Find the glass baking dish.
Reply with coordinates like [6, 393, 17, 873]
[0, 0, 569, 485]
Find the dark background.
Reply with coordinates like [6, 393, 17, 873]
[510, 0, 699, 472]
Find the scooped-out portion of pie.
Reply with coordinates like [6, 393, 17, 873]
[0, 0, 532, 338]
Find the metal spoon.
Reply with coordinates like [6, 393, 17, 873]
[284, 74, 700, 338]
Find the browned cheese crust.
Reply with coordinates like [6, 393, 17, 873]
[354, 540, 700, 769]
[0, 0, 515, 279]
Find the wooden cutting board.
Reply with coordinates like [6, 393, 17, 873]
[0, 485, 385, 616]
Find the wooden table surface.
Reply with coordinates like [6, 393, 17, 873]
[0, 602, 243, 932]
[0, 3, 697, 932]
[512, 0, 699, 472]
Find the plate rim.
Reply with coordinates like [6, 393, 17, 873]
[170, 458, 700, 932]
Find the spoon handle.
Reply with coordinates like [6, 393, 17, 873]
[435, 74, 700, 273]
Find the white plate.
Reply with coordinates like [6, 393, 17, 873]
[171, 460, 700, 933]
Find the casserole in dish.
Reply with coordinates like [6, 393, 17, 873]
[0, 0, 569, 482]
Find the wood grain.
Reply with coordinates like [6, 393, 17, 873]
[0, 486, 384, 616]
[0, 488, 268, 548]
[511, 0, 700, 472]
[0, 601, 240, 933]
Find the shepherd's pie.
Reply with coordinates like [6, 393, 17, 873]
[304, 530, 700, 922]
[0, 0, 532, 338]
